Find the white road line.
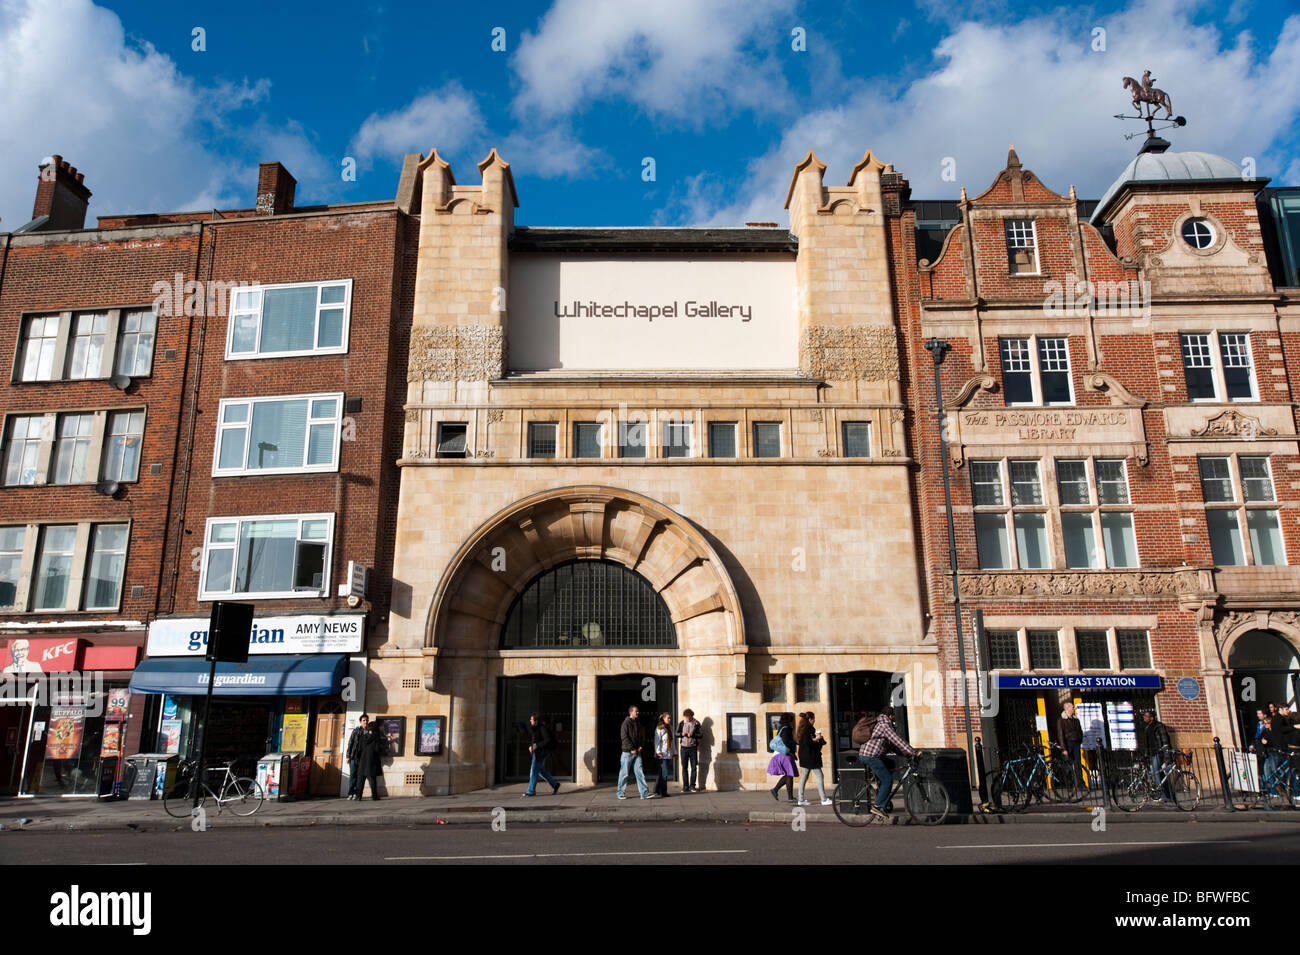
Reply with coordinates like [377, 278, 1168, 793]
[386, 849, 749, 860]
[938, 840, 1253, 849]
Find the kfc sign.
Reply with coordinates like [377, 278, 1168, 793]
[0, 637, 82, 673]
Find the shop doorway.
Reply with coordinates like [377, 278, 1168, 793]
[497, 677, 576, 784]
[0, 704, 30, 795]
[188, 699, 276, 775]
[1229, 629, 1299, 747]
[596, 675, 677, 782]
[829, 672, 901, 773]
[310, 700, 345, 795]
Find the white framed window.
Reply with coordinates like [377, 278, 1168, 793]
[32, 525, 77, 611]
[115, 309, 157, 377]
[1005, 218, 1039, 274]
[1180, 332, 1256, 402]
[752, 421, 782, 458]
[0, 526, 25, 610]
[972, 459, 1050, 570]
[84, 524, 129, 610]
[842, 421, 871, 458]
[1057, 458, 1138, 569]
[18, 315, 61, 382]
[573, 422, 603, 459]
[52, 413, 95, 484]
[103, 411, 145, 482]
[1200, 454, 1285, 566]
[66, 312, 109, 379]
[15, 308, 158, 384]
[999, 336, 1073, 406]
[3, 415, 47, 486]
[662, 421, 692, 459]
[528, 422, 558, 459]
[226, 280, 352, 359]
[200, 513, 334, 600]
[214, 393, 342, 475]
[708, 422, 737, 458]
[1181, 218, 1215, 250]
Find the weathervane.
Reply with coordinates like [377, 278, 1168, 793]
[1114, 70, 1186, 142]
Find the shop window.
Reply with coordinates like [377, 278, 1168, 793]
[999, 336, 1072, 406]
[215, 393, 342, 475]
[1027, 630, 1062, 669]
[661, 421, 691, 458]
[528, 422, 557, 459]
[1180, 332, 1255, 402]
[762, 674, 787, 703]
[752, 422, 782, 458]
[3, 414, 46, 486]
[708, 422, 737, 458]
[200, 513, 333, 599]
[1004, 218, 1039, 274]
[986, 631, 1021, 669]
[795, 674, 820, 703]
[436, 423, 468, 459]
[1117, 629, 1152, 669]
[226, 280, 351, 359]
[842, 421, 871, 458]
[573, 422, 602, 459]
[1076, 629, 1111, 669]
[1057, 458, 1138, 569]
[1200, 455, 1285, 566]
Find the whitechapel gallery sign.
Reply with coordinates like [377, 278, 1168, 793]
[147, 614, 366, 657]
[508, 256, 798, 371]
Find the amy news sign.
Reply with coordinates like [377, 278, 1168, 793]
[147, 613, 365, 657]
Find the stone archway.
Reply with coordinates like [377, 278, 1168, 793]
[1216, 613, 1300, 746]
[422, 485, 747, 687]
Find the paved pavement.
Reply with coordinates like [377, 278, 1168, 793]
[3, 783, 1297, 832]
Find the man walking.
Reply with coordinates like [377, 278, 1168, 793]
[677, 709, 701, 792]
[524, 712, 561, 797]
[617, 704, 653, 800]
[344, 714, 369, 800]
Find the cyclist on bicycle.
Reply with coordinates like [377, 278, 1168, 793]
[1141, 710, 1174, 802]
[858, 706, 919, 820]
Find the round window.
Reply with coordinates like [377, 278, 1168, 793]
[1181, 217, 1215, 250]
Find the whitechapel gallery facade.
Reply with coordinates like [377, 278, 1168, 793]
[371, 148, 938, 794]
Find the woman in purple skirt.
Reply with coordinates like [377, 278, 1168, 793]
[767, 712, 799, 801]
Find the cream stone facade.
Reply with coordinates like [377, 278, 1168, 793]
[371, 147, 939, 795]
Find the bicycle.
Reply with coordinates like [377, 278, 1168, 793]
[832, 753, 950, 826]
[163, 759, 265, 817]
[1112, 747, 1201, 812]
[1238, 750, 1300, 811]
[987, 743, 1040, 813]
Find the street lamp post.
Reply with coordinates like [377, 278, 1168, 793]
[924, 337, 978, 787]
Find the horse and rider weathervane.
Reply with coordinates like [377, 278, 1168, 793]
[1114, 70, 1187, 144]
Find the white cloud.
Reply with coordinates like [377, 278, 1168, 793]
[675, 0, 1300, 225]
[499, 124, 609, 179]
[350, 83, 487, 166]
[511, 0, 798, 124]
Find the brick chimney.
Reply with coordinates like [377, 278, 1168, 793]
[255, 162, 296, 215]
[32, 155, 92, 230]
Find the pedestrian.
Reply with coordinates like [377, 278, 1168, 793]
[795, 712, 831, 806]
[654, 712, 674, 798]
[767, 712, 799, 802]
[1057, 701, 1084, 790]
[357, 718, 388, 800]
[345, 714, 370, 800]
[677, 708, 702, 792]
[1257, 716, 1283, 784]
[523, 712, 561, 797]
[617, 704, 653, 800]
[1141, 710, 1173, 802]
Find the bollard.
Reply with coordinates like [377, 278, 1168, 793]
[974, 736, 989, 810]
[1213, 737, 1234, 811]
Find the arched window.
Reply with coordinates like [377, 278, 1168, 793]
[500, 560, 676, 649]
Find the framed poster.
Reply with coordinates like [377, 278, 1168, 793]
[101, 723, 122, 757]
[106, 687, 129, 721]
[47, 706, 85, 760]
[159, 720, 182, 754]
[415, 715, 445, 756]
[379, 717, 405, 757]
[726, 713, 755, 753]
[767, 711, 794, 743]
[280, 713, 309, 752]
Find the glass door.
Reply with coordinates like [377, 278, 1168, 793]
[497, 677, 576, 783]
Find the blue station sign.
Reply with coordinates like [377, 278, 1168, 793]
[996, 674, 1163, 690]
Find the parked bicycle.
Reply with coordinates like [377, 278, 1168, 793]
[163, 759, 265, 817]
[1238, 751, 1300, 811]
[1112, 746, 1201, 812]
[832, 753, 950, 826]
[987, 739, 1080, 812]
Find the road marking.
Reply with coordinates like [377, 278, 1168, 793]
[386, 849, 749, 860]
[938, 840, 1253, 849]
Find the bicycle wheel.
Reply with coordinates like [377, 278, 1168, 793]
[904, 776, 950, 826]
[1048, 758, 1080, 802]
[1000, 772, 1032, 813]
[224, 777, 265, 816]
[1112, 769, 1148, 812]
[831, 779, 875, 827]
[1170, 770, 1201, 811]
[1263, 773, 1289, 811]
[163, 776, 209, 818]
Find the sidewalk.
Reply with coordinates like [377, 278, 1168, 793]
[2, 785, 1295, 832]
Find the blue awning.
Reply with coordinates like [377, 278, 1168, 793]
[129, 655, 347, 696]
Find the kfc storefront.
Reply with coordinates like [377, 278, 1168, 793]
[0, 633, 143, 797]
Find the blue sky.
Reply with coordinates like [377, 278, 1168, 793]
[1, 0, 1298, 229]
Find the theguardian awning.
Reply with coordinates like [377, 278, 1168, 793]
[128, 655, 347, 696]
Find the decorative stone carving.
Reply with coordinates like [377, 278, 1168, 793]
[1083, 373, 1147, 408]
[816, 448, 835, 457]
[946, 374, 998, 409]
[1192, 408, 1278, 439]
[408, 324, 505, 382]
[952, 570, 1199, 599]
[890, 409, 905, 423]
[809, 409, 824, 422]
[802, 325, 899, 381]
[404, 408, 421, 422]
[486, 409, 505, 423]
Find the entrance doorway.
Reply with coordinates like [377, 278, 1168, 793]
[0, 704, 30, 795]
[497, 677, 576, 784]
[1229, 629, 1299, 747]
[310, 700, 345, 795]
[829, 672, 900, 774]
[596, 675, 677, 782]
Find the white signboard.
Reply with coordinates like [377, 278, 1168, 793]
[147, 614, 365, 657]
[508, 256, 798, 371]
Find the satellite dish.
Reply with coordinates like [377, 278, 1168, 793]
[94, 479, 122, 497]
[108, 373, 132, 390]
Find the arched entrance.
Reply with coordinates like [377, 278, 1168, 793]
[1228, 629, 1299, 745]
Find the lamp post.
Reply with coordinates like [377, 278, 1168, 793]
[924, 337, 978, 787]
